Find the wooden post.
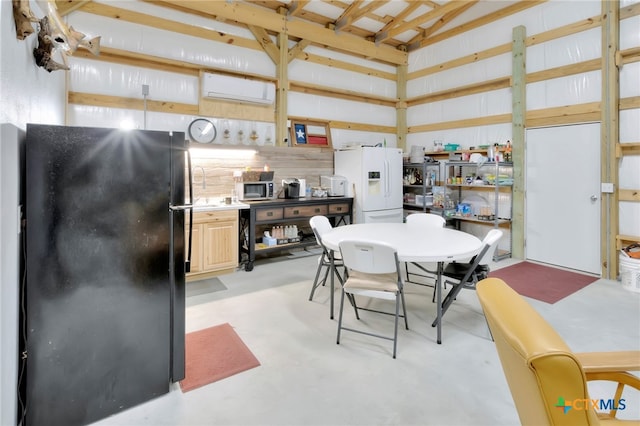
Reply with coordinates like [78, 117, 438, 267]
[511, 25, 526, 259]
[276, 7, 289, 147]
[601, 1, 620, 279]
[396, 45, 408, 151]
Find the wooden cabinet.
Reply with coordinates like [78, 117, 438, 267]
[186, 209, 239, 280]
[240, 197, 353, 271]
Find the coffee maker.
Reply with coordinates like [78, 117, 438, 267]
[282, 178, 300, 199]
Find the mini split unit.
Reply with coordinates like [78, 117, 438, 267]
[202, 73, 275, 105]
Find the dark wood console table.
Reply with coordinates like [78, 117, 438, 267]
[239, 197, 353, 271]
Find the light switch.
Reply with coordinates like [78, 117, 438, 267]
[601, 182, 614, 193]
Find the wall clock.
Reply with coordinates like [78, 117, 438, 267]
[188, 118, 217, 144]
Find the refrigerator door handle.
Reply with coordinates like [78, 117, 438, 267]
[384, 159, 390, 197]
[168, 152, 193, 272]
[185, 152, 194, 273]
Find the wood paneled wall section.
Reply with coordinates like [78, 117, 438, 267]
[188, 146, 334, 199]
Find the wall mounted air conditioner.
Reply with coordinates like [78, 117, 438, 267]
[202, 73, 275, 105]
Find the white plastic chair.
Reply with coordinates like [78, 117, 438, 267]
[308, 216, 345, 318]
[337, 240, 409, 359]
[433, 229, 503, 329]
[405, 212, 446, 228]
[404, 213, 446, 288]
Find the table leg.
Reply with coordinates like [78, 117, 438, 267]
[435, 261, 443, 344]
[329, 250, 335, 320]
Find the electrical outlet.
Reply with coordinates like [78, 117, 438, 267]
[601, 182, 614, 193]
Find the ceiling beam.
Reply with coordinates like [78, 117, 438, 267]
[248, 25, 280, 64]
[288, 39, 311, 63]
[408, 0, 478, 47]
[376, 1, 468, 44]
[334, 0, 387, 32]
[155, 0, 407, 65]
[288, 1, 310, 18]
[412, 0, 547, 49]
[377, 1, 424, 37]
[80, 2, 261, 51]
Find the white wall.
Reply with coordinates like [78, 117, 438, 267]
[65, 0, 398, 148]
[406, 0, 640, 242]
[0, 2, 66, 126]
[1, 2, 67, 425]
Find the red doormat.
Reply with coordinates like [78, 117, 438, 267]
[180, 323, 260, 392]
[488, 261, 598, 304]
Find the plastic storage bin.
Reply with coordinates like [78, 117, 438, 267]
[620, 252, 640, 293]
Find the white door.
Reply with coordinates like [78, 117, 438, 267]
[525, 123, 601, 274]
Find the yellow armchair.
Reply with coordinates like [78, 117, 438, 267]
[477, 277, 640, 425]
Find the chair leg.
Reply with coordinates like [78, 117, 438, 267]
[308, 258, 326, 301]
[431, 279, 467, 327]
[392, 295, 400, 359]
[349, 294, 360, 320]
[400, 289, 409, 330]
[336, 289, 347, 344]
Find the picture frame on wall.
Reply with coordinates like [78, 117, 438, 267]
[289, 119, 332, 147]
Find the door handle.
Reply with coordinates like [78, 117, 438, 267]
[590, 195, 598, 202]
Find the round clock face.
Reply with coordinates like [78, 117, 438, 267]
[188, 118, 217, 144]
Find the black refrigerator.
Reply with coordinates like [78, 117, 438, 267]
[21, 124, 189, 426]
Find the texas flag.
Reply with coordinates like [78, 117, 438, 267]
[294, 123, 306, 144]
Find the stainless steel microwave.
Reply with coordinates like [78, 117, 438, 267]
[235, 181, 274, 200]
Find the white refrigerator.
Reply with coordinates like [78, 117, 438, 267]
[335, 146, 403, 223]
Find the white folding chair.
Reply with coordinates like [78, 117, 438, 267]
[337, 240, 409, 359]
[308, 215, 346, 319]
[432, 229, 503, 328]
[404, 213, 446, 289]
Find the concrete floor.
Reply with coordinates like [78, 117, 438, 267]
[93, 251, 640, 426]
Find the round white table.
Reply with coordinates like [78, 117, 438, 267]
[322, 223, 483, 344]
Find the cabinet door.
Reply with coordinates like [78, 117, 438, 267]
[203, 219, 238, 271]
[186, 223, 203, 273]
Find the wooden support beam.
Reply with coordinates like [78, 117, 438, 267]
[377, 1, 466, 44]
[328, 120, 395, 134]
[396, 60, 408, 151]
[619, 189, 640, 202]
[409, 114, 512, 133]
[616, 142, 640, 157]
[289, 82, 397, 107]
[407, 77, 510, 106]
[412, 0, 546, 49]
[408, 1, 478, 46]
[68, 92, 198, 115]
[80, 2, 260, 51]
[525, 102, 600, 127]
[511, 25, 526, 260]
[248, 25, 280, 64]
[156, 0, 407, 65]
[617, 235, 640, 250]
[288, 39, 311, 63]
[601, 0, 620, 279]
[276, 27, 289, 147]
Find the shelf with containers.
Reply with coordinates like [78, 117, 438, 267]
[238, 197, 353, 271]
[402, 160, 441, 216]
[444, 160, 513, 260]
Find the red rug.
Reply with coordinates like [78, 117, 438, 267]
[180, 323, 260, 392]
[488, 261, 598, 304]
